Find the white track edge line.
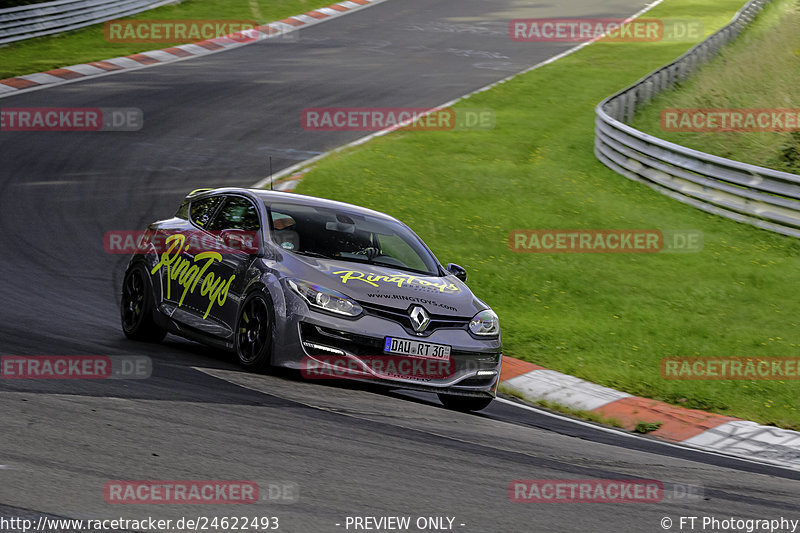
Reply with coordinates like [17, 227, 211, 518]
[496, 397, 800, 473]
[190, 365, 800, 474]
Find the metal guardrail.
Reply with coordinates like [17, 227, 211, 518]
[0, 0, 177, 45]
[594, 0, 800, 238]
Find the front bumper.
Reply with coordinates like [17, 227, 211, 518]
[274, 303, 502, 397]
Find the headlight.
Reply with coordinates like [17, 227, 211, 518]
[469, 309, 499, 336]
[288, 279, 363, 317]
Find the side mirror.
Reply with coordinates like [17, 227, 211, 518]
[219, 229, 260, 255]
[445, 263, 467, 282]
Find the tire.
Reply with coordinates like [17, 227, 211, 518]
[235, 291, 274, 372]
[120, 264, 167, 342]
[437, 394, 493, 412]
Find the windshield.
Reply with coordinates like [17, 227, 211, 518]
[265, 201, 440, 276]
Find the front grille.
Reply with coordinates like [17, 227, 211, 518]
[359, 302, 470, 337]
[300, 323, 383, 356]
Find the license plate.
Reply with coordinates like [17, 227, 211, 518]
[383, 337, 451, 360]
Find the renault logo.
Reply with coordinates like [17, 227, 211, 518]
[409, 306, 430, 332]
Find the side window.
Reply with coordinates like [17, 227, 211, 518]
[175, 199, 189, 220]
[190, 196, 223, 228]
[208, 196, 261, 231]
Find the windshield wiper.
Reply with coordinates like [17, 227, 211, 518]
[292, 250, 332, 259]
[368, 260, 436, 276]
[335, 255, 436, 276]
[293, 251, 436, 276]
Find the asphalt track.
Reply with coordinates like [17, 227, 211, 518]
[1, 0, 799, 531]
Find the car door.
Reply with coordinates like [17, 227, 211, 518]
[152, 195, 223, 317]
[184, 194, 263, 337]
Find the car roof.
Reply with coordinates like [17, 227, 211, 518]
[194, 187, 403, 224]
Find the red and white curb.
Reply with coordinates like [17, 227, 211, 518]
[500, 357, 800, 470]
[0, 0, 389, 99]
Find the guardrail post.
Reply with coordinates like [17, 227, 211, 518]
[624, 91, 637, 123]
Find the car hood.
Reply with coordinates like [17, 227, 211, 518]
[283, 256, 486, 317]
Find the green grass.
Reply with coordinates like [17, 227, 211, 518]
[631, 0, 800, 173]
[294, 0, 800, 430]
[633, 421, 664, 434]
[0, 0, 331, 80]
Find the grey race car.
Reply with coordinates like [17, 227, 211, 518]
[120, 187, 502, 411]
